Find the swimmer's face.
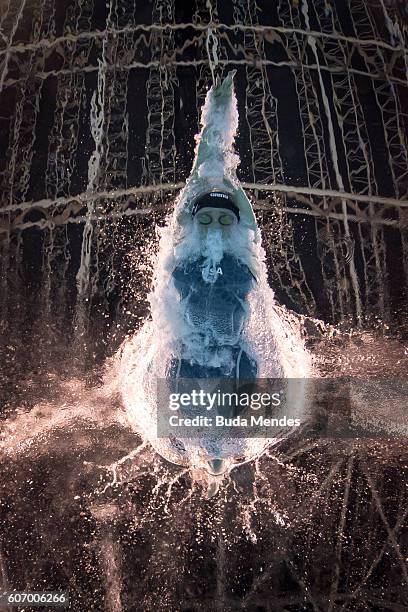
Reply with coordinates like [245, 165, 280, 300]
[193, 207, 238, 233]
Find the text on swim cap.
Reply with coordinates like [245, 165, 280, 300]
[210, 193, 229, 199]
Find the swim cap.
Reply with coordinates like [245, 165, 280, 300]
[191, 191, 240, 221]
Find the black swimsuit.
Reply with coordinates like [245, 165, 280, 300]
[169, 254, 258, 379]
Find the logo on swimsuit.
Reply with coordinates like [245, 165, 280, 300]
[207, 266, 223, 278]
[202, 265, 223, 283]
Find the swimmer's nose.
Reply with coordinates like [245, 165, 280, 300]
[207, 458, 226, 475]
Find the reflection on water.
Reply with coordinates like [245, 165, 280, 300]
[1, 325, 407, 610]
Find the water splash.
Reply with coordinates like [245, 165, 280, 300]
[116, 72, 312, 486]
[0, 3, 407, 608]
[0, 314, 407, 609]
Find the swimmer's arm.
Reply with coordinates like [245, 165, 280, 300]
[190, 71, 236, 176]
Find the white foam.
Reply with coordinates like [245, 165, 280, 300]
[116, 72, 312, 476]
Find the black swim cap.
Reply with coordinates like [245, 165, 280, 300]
[191, 191, 240, 221]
